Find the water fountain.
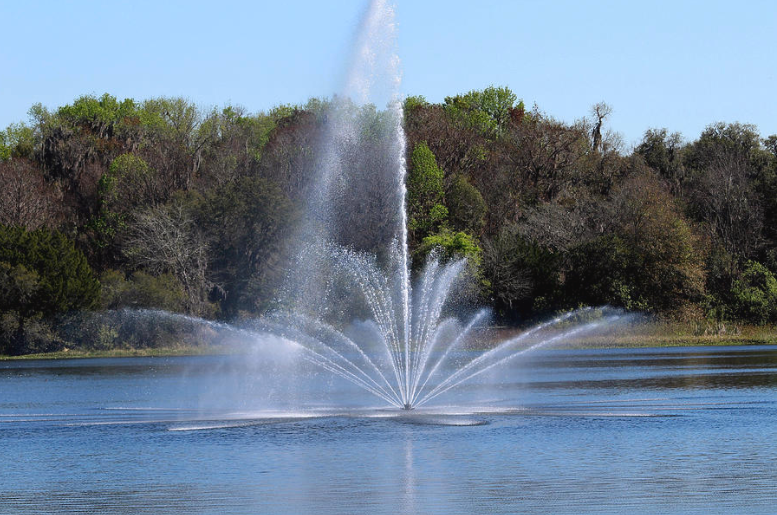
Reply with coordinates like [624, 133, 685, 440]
[100, 0, 625, 413]
[99, 1, 627, 415]
[234, 0, 626, 411]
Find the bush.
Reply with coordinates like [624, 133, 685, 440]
[731, 261, 777, 324]
[416, 228, 481, 266]
[100, 269, 186, 312]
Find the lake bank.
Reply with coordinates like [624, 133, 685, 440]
[0, 346, 228, 361]
[3, 324, 776, 360]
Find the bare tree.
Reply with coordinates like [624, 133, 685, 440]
[0, 159, 60, 229]
[518, 191, 601, 252]
[122, 202, 212, 315]
[690, 153, 762, 259]
[590, 102, 612, 153]
[509, 110, 590, 201]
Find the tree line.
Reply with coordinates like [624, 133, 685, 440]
[1, 89, 776, 354]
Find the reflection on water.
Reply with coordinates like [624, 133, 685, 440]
[1, 345, 776, 514]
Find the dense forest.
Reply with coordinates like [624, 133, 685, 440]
[2, 88, 777, 355]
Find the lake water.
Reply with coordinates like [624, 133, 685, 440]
[1, 345, 776, 514]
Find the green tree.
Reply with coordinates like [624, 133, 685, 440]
[56, 93, 139, 139]
[407, 142, 447, 244]
[137, 97, 209, 196]
[194, 176, 296, 316]
[0, 225, 99, 354]
[636, 128, 686, 193]
[482, 226, 560, 317]
[731, 261, 777, 324]
[416, 228, 481, 265]
[197, 106, 276, 188]
[444, 86, 523, 138]
[565, 235, 644, 310]
[101, 153, 154, 209]
[566, 174, 705, 314]
[685, 122, 763, 172]
[446, 174, 487, 235]
[0, 123, 35, 161]
[684, 123, 768, 261]
[30, 94, 144, 229]
[88, 153, 157, 263]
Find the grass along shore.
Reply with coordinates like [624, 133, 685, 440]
[2, 321, 777, 360]
[0, 345, 231, 360]
[495, 320, 777, 349]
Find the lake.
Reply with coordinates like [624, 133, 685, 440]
[1, 345, 776, 514]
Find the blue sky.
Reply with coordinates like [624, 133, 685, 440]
[1, 0, 775, 146]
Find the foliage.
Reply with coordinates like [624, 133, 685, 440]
[446, 174, 486, 235]
[482, 226, 560, 317]
[0, 225, 100, 314]
[198, 106, 276, 186]
[0, 225, 99, 354]
[416, 228, 481, 265]
[407, 142, 447, 243]
[100, 269, 187, 312]
[3, 91, 777, 353]
[610, 173, 706, 310]
[56, 93, 140, 137]
[565, 235, 646, 310]
[0, 123, 35, 161]
[444, 86, 523, 138]
[193, 176, 296, 316]
[565, 174, 705, 314]
[403, 95, 429, 112]
[88, 153, 156, 258]
[636, 128, 686, 193]
[101, 153, 154, 208]
[731, 261, 777, 324]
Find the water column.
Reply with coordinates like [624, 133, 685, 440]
[291, 0, 413, 404]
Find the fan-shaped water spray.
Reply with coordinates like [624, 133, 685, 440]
[243, 0, 627, 410]
[106, 0, 625, 410]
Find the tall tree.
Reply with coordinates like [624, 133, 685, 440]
[636, 128, 686, 194]
[195, 176, 296, 316]
[407, 142, 447, 245]
[685, 123, 766, 261]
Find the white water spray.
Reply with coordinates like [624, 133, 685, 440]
[255, 0, 626, 409]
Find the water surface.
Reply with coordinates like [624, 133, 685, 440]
[1, 345, 776, 514]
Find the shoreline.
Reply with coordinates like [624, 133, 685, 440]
[0, 346, 230, 361]
[2, 334, 776, 361]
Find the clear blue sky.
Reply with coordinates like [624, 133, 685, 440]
[1, 0, 775, 146]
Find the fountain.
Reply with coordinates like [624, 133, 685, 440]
[232, 0, 626, 411]
[96, 1, 627, 415]
[103, 0, 625, 412]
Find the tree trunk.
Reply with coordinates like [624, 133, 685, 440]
[10, 314, 26, 356]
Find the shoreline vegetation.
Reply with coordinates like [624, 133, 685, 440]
[3, 90, 777, 358]
[3, 323, 776, 361]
